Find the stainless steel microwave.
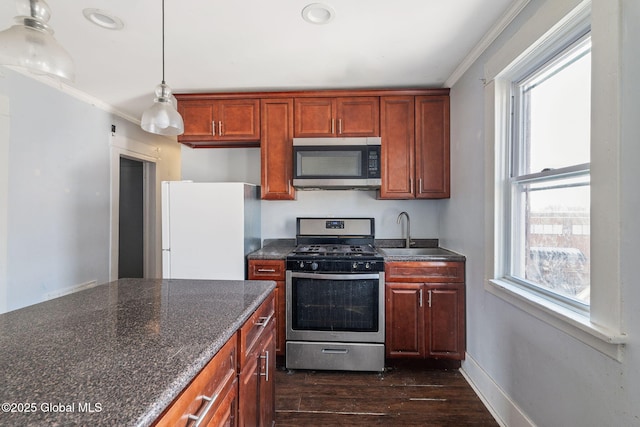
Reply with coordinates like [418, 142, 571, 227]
[292, 137, 382, 189]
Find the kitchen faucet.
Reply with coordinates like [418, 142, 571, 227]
[396, 211, 412, 248]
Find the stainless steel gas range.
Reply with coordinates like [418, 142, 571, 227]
[285, 217, 385, 372]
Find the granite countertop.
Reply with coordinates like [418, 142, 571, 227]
[247, 239, 296, 260]
[247, 238, 465, 262]
[0, 278, 275, 427]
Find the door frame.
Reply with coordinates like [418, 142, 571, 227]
[109, 133, 160, 281]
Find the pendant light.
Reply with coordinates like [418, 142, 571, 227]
[0, 0, 74, 81]
[141, 0, 184, 136]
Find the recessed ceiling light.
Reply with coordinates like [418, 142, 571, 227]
[83, 8, 124, 30]
[302, 3, 335, 25]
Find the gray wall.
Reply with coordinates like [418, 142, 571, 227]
[440, 0, 640, 425]
[0, 67, 181, 313]
[180, 148, 444, 240]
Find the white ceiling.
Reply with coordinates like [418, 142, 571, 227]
[0, 0, 517, 122]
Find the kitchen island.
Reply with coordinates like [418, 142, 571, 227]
[0, 278, 275, 426]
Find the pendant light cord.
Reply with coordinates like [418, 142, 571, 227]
[161, 0, 166, 85]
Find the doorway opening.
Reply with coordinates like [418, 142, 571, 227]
[119, 157, 144, 278]
[109, 134, 159, 281]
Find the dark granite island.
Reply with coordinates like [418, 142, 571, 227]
[0, 278, 276, 426]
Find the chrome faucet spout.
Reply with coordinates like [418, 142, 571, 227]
[396, 211, 411, 248]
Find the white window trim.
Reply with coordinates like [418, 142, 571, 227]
[483, 0, 626, 361]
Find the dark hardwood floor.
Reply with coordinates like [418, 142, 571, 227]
[275, 360, 498, 426]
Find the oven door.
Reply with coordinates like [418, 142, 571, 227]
[286, 271, 385, 343]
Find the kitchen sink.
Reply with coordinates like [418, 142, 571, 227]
[379, 247, 451, 256]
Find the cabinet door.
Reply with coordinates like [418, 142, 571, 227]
[179, 100, 215, 141]
[294, 98, 335, 137]
[216, 99, 260, 141]
[258, 323, 276, 427]
[238, 345, 259, 427]
[260, 98, 295, 200]
[425, 285, 465, 359]
[415, 96, 450, 198]
[336, 97, 379, 136]
[385, 283, 424, 358]
[379, 96, 415, 199]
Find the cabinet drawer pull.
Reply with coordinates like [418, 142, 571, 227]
[259, 350, 270, 382]
[257, 268, 276, 273]
[187, 390, 219, 427]
[255, 313, 273, 327]
[321, 348, 348, 354]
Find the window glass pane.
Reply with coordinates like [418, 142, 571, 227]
[512, 175, 590, 304]
[520, 42, 591, 175]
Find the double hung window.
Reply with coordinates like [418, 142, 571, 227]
[507, 33, 591, 312]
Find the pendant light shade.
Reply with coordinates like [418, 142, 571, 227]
[141, 0, 184, 136]
[0, 0, 75, 82]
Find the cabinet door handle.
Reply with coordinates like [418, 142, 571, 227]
[338, 118, 342, 135]
[255, 313, 273, 327]
[419, 178, 423, 194]
[259, 350, 270, 382]
[409, 177, 414, 194]
[419, 289, 423, 307]
[219, 121, 223, 136]
[187, 390, 220, 427]
[331, 118, 335, 134]
[211, 121, 216, 136]
[428, 289, 432, 308]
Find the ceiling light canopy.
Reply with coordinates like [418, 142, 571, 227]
[302, 3, 335, 25]
[141, 0, 184, 136]
[83, 9, 124, 31]
[0, 0, 74, 81]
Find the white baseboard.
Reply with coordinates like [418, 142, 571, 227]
[460, 353, 536, 427]
[44, 280, 98, 301]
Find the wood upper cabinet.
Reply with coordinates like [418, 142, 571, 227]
[385, 261, 465, 360]
[248, 259, 286, 356]
[415, 96, 450, 198]
[177, 98, 260, 146]
[294, 97, 379, 137]
[260, 98, 295, 200]
[379, 95, 450, 199]
[154, 333, 238, 427]
[380, 96, 415, 198]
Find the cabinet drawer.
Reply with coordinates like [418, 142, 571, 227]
[154, 334, 237, 426]
[238, 293, 275, 369]
[385, 261, 464, 283]
[248, 260, 285, 279]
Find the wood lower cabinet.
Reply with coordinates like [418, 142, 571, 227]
[248, 260, 286, 356]
[154, 334, 238, 427]
[177, 98, 260, 147]
[385, 261, 465, 360]
[294, 96, 379, 137]
[260, 98, 295, 200]
[380, 95, 450, 199]
[238, 293, 276, 427]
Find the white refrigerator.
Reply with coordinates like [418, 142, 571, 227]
[161, 181, 261, 280]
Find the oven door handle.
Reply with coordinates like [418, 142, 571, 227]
[289, 271, 380, 280]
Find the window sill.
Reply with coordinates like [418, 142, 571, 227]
[486, 278, 626, 361]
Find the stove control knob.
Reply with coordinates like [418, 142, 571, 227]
[353, 262, 358, 270]
[365, 262, 371, 269]
[311, 262, 318, 271]
[299, 261, 304, 269]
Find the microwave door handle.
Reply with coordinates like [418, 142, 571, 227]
[289, 272, 380, 281]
